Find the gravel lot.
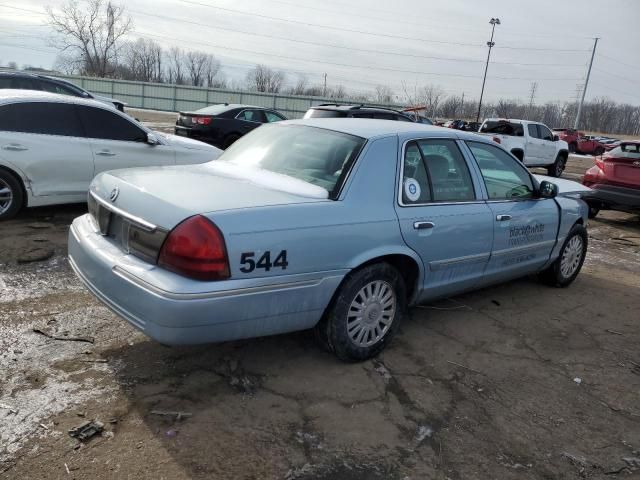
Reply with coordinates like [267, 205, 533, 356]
[0, 112, 639, 479]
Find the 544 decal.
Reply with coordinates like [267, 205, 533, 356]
[240, 250, 288, 273]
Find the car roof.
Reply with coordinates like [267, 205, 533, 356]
[310, 104, 406, 114]
[281, 118, 488, 141]
[484, 118, 537, 124]
[0, 89, 111, 108]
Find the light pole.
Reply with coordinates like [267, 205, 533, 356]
[476, 17, 500, 123]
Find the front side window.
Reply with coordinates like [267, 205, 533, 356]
[467, 141, 534, 200]
[265, 111, 286, 122]
[219, 124, 365, 197]
[237, 109, 265, 122]
[538, 125, 553, 141]
[527, 124, 539, 138]
[76, 105, 146, 141]
[417, 139, 475, 202]
[0, 102, 83, 137]
[39, 81, 76, 96]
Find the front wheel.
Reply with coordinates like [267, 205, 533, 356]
[314, 263, 406, 362]
[547, 155, 566, 177]
[538, 224, 588, 287]
[594, 147, 605, 156]
[569, 143, 577, 154]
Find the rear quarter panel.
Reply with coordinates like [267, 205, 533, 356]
[208, 135, 423, 283]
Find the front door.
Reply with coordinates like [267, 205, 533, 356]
[395, 138, 494, 301]
[465, 140, 559, 283]
[525, 123, 542, 165]
[0, 101, 93, 196]
[537, 124, 557, 163]
[76, 105, 175, 175]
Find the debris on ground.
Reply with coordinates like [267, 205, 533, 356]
[32, 328, 94, 344]
[150, 410, 192, 421]
[16, 248, 54, 264]
[573, 377, 583, 385]
[0, 403, 18, 415]
[68, 420, 104, 441]
[623, 457, 640, 470]
[415, 425, 433, 443]
[373, 360, 392, 381]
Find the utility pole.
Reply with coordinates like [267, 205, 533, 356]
[461, 91, 465, 116]
[574, 37, 599, 130]
[323, 73, 327, 97]
[528, 82, 538, 113]
[476, 17, 500, 123]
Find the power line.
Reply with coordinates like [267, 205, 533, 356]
[178, 0, 591, 53]
[129, 9, 587, 68]
[596, 52, 640, 71]
[592, 67, 637, 84]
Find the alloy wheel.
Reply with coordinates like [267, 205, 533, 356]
[560, 235, 583, 278]
[347, 280, 396, 347]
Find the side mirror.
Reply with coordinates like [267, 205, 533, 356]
[539, 180, 558, 199]
[553, 135, 559, 141]
[146, 132, 159, 145]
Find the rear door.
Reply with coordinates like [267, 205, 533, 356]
[235, 109, 267, 134]
[0, 101, 93, 196]
[465, 141, 559, 283]
[76, 105, 175, 174]
[394, 138, 493, 301]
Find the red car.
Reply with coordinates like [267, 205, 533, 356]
[582, 141, 640, 218]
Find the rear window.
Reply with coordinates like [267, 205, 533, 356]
[480, 121, 524, 137]
[194, 104, 236, 116]
[219, 124, 365, 198]
[303, 108, 345, 119]
[613, 143, 640, 157]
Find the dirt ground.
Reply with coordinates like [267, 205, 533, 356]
[1, 129, 640, 479]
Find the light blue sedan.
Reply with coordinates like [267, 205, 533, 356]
[68, 119, 590, 361]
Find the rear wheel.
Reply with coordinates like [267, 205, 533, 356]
[568, 143, 577, 154]
[0, 169, 24, 221]
[594, 146, 605, 156]
[547, 154, 566, 177]
[314, 263, 406, 362]
[223, 134, 241, 149]
[538, 224, 588, 287]
[588, 205, 600, 219]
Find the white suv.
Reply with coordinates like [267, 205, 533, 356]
[0, 90, 222, 220]
[479, 118, 569, 177]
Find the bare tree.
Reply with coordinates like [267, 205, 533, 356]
[46, 0, 132, 77]
[440, 95, 465, 118]
[420, 85, 445, 119]
[290, 75, 308, 95]
[374, 85, 394, 104]
[246, 64, 285, 93]
[121, 38, 163, 82]
[166, 47, 186, 85]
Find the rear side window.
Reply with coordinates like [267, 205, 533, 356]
[39, 81, 77, 96]
[265, 111, 286, 122]
[76, 105, 146, 141]
[527, 124, 539, 138]
[466, 141, 534, 200]
[401, 143, 431, 204]
[418, 140, 475, 202]
[303, 109, 344, 119]
[480, 121, 524, 137]
[236, 109, 266, 122]
[11, 78, 39, 90]
[0, 102, 83, 137]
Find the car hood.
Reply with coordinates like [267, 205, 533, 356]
[158, 132, 222, 155]
[533, 175, 592, 195]
[92, 163, 329, 229]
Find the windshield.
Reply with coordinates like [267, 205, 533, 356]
[219, 124, 366, 198]
[480, 121, 524, 136]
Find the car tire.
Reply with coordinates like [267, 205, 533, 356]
[594, 147, 605, 156]
[547, 154, 565, 177]
[538, 224, 588, 287]
[223, 134, 241, 149]
[0, 169, 24, 221]
[314, 263, 407, 362]
[568, 143, 577, 154]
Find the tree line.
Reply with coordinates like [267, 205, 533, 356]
[42, 0, 639, 135]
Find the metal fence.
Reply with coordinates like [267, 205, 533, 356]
[57, 75, 399, 119]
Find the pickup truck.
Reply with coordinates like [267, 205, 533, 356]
[553, 128, 606, 156]
[479, 119, 570, 177]
[69, 119, 590, 361]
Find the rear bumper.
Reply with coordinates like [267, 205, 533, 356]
[174, 126, 222, 148]
[582, 183, 640, 210]
[68, 214, 344, 345]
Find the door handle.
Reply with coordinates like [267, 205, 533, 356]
[2, 144, 28, 151]
[96, 150, 116, 156]
[413, 221, 435, 230]
[496, 214, 512, 221]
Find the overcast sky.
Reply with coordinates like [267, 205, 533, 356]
[1, 0, 639, 104]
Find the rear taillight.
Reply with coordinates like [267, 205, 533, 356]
[595, 157, 605, 171]
[158, 215, 230, 281]
[192, 116, 212, 125]
[492, 136, 501, 144]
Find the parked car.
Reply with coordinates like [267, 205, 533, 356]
[175, 104, 287, 149]
[0, 71, 126, 111]
[582, 141, 640, 218]
[479, 118, 569, 177]
[304, 104, 415, 122]
[553, 128, 605, 156]
[466, 121, 482, 132]
[0, 90, 221, 220]
[447, 119, 468, 130]
[401, 111, 433, 125]
[69, 119, 589, 361]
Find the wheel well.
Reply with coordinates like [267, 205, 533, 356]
[558, 150, 568, 161]
[510, 149, 524, 161]
[355, 254, 420, 301]
[0, 165, 27, 205]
